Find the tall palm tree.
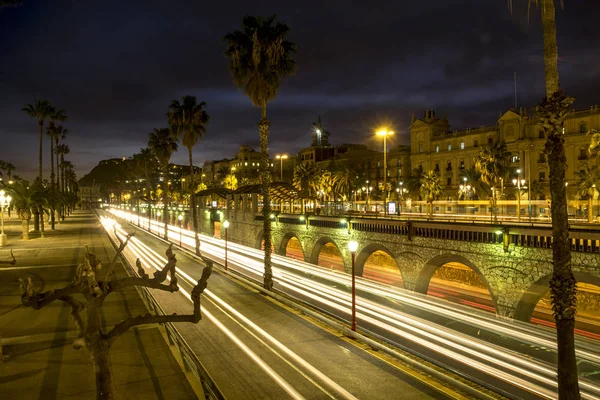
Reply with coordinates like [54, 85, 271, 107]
[419, 171, 442, 216]
[22, 100, 53, 183]
[22, 100, 52, 231]
[406, 165, 424, 197]
[577, 166, 599, 223]
[54, 121, 68, 192]
[148, 128, 178, 239]
[474, 140, 510, 221]
[167, 96, 210, 256]
[509, 2, 578, 395]
[293, 163, 320, 213]
[224, 15, 296, 290]
[333, 164, 359, 202]
[47, 123, 67, 229]
[459, 166, 488, 199]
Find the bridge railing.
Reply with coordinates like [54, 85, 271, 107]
[259, 213, 600, 254]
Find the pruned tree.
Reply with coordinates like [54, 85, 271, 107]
[18, 234, 212, 400]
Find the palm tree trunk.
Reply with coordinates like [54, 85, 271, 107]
[22, 219, 29, 240]
[188, 148, 201, 255]
[588, 197, 593, 223]
[38, 121, 43, 182]
[163, 167, 169, 240]
[259, 104, 273, 290]
[540, 2, 578, 397]
[49, 135, 55, 230]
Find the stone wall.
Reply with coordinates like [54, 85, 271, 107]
[222, 211, 600, 320]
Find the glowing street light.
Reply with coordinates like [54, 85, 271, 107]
[512, 169, 526, 221]
[275, 154, 288, 182]
[0, 190, 12, 247]
[178, 214, 183, 247]
[376, 128, 394, 215]
[223, 220, 230, 270]
[347, 240, 359, 331]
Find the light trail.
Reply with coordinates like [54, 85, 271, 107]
[102, 216, 359, 400]
[108, 209, 600, 400]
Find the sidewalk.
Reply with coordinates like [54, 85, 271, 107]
[0, 210, 197, 399]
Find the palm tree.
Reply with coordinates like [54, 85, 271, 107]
[22, 100, 52, 231]
[406, 165, 424, 197]
[508, 1, 578, 395]
[419, 171, 442, 216]
[148, 128, 178, 239]
[55, 143, 69, 220]
[333, 164, 359, 202]
[224, 15, 296, 290]
[577, 166, 599, 223]
[8, 181, 37, 240]
[459, 167, 488, 200]
[167, 96, 210, 256]
[475, 140, 510, 221]
[47, 123, 67, 229]
[589, 129, 600, 163]
[293, 163, 320, 213]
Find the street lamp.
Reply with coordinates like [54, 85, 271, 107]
[275, 154, 288, 182]
[223, 220, 230, 270]
[376, 128, 394, 215]
[0, 190, 12, 247]
[347, 240, 359, 331]
[178, 214, 183, 247]
[512, 170, 526, 221]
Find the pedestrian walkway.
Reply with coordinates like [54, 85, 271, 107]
[0, 210, 197, 399]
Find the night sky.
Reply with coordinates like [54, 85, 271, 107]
[1, 0, 599, 181]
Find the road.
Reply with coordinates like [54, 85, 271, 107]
[108, 209, 600, 400]
[98, 210, 451, 400]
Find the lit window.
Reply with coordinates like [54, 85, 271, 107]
[460, 142, 464, 150]
[244, 162, 248, 166]
[419, 143, 423, 152]
[435, 145, 439, 153]
[447, 143, 451, 151]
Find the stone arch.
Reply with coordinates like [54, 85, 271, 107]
[415, 254, 498, 311]
[309, 236, 346, 271]
[355, 243, 405, 288]
[278, 232, 305, 260]
[514, 272, 600, 322]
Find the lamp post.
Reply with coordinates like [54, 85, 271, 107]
[0, 190, 12, 247]
[275, 154, 288, 182]
[178, 214, 183, 247]
[348, 240, 359, 331]
[512, 169, 526, 221]
[223, 220, 230, 270]
[376, 128, 394, 215]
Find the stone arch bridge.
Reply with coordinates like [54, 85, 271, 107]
[199, 210, 600, 320]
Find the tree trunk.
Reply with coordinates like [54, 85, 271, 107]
[49, 133, 55, 230]
[188, 147, 200, 255]
[163, 167, 169, 240]
[259, 105, 273, 290]
[22, 219, 29, 240]
[39, 208, 45, 238]
[588, 197, 593, 223]
[539, 1, 579, 397]
[38, 120, 43, 182]
[90, 340, 115, 400]
[33, 212, 39, 231]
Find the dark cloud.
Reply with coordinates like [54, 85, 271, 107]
[1, 0, 599, 181]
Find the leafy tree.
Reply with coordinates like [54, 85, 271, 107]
[222, 174, 238, 190]
[419, 171, 442, 216]
[148, 128, 178, 239]
[225, 15, 296, 290]
[459, 167, 488, 199]
[577, 166, 599, 223]
[475, 140, 510, 221]
[589, 129, 600, 163]
[167, 96, 210, 256]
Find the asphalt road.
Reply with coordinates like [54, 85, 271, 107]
[99, 210, 450, 400]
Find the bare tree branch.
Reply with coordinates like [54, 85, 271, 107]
[0, 249, 16, 266]
[152, 244, 177, 285]
[58, 295, 86, 349]
[19, 277, 85, 309]
[106, 264, 212, 347]
[104, 228, 135, 280]
[135, 258, 149, 279]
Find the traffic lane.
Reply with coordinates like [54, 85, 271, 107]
[117, 221, 445, 400]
